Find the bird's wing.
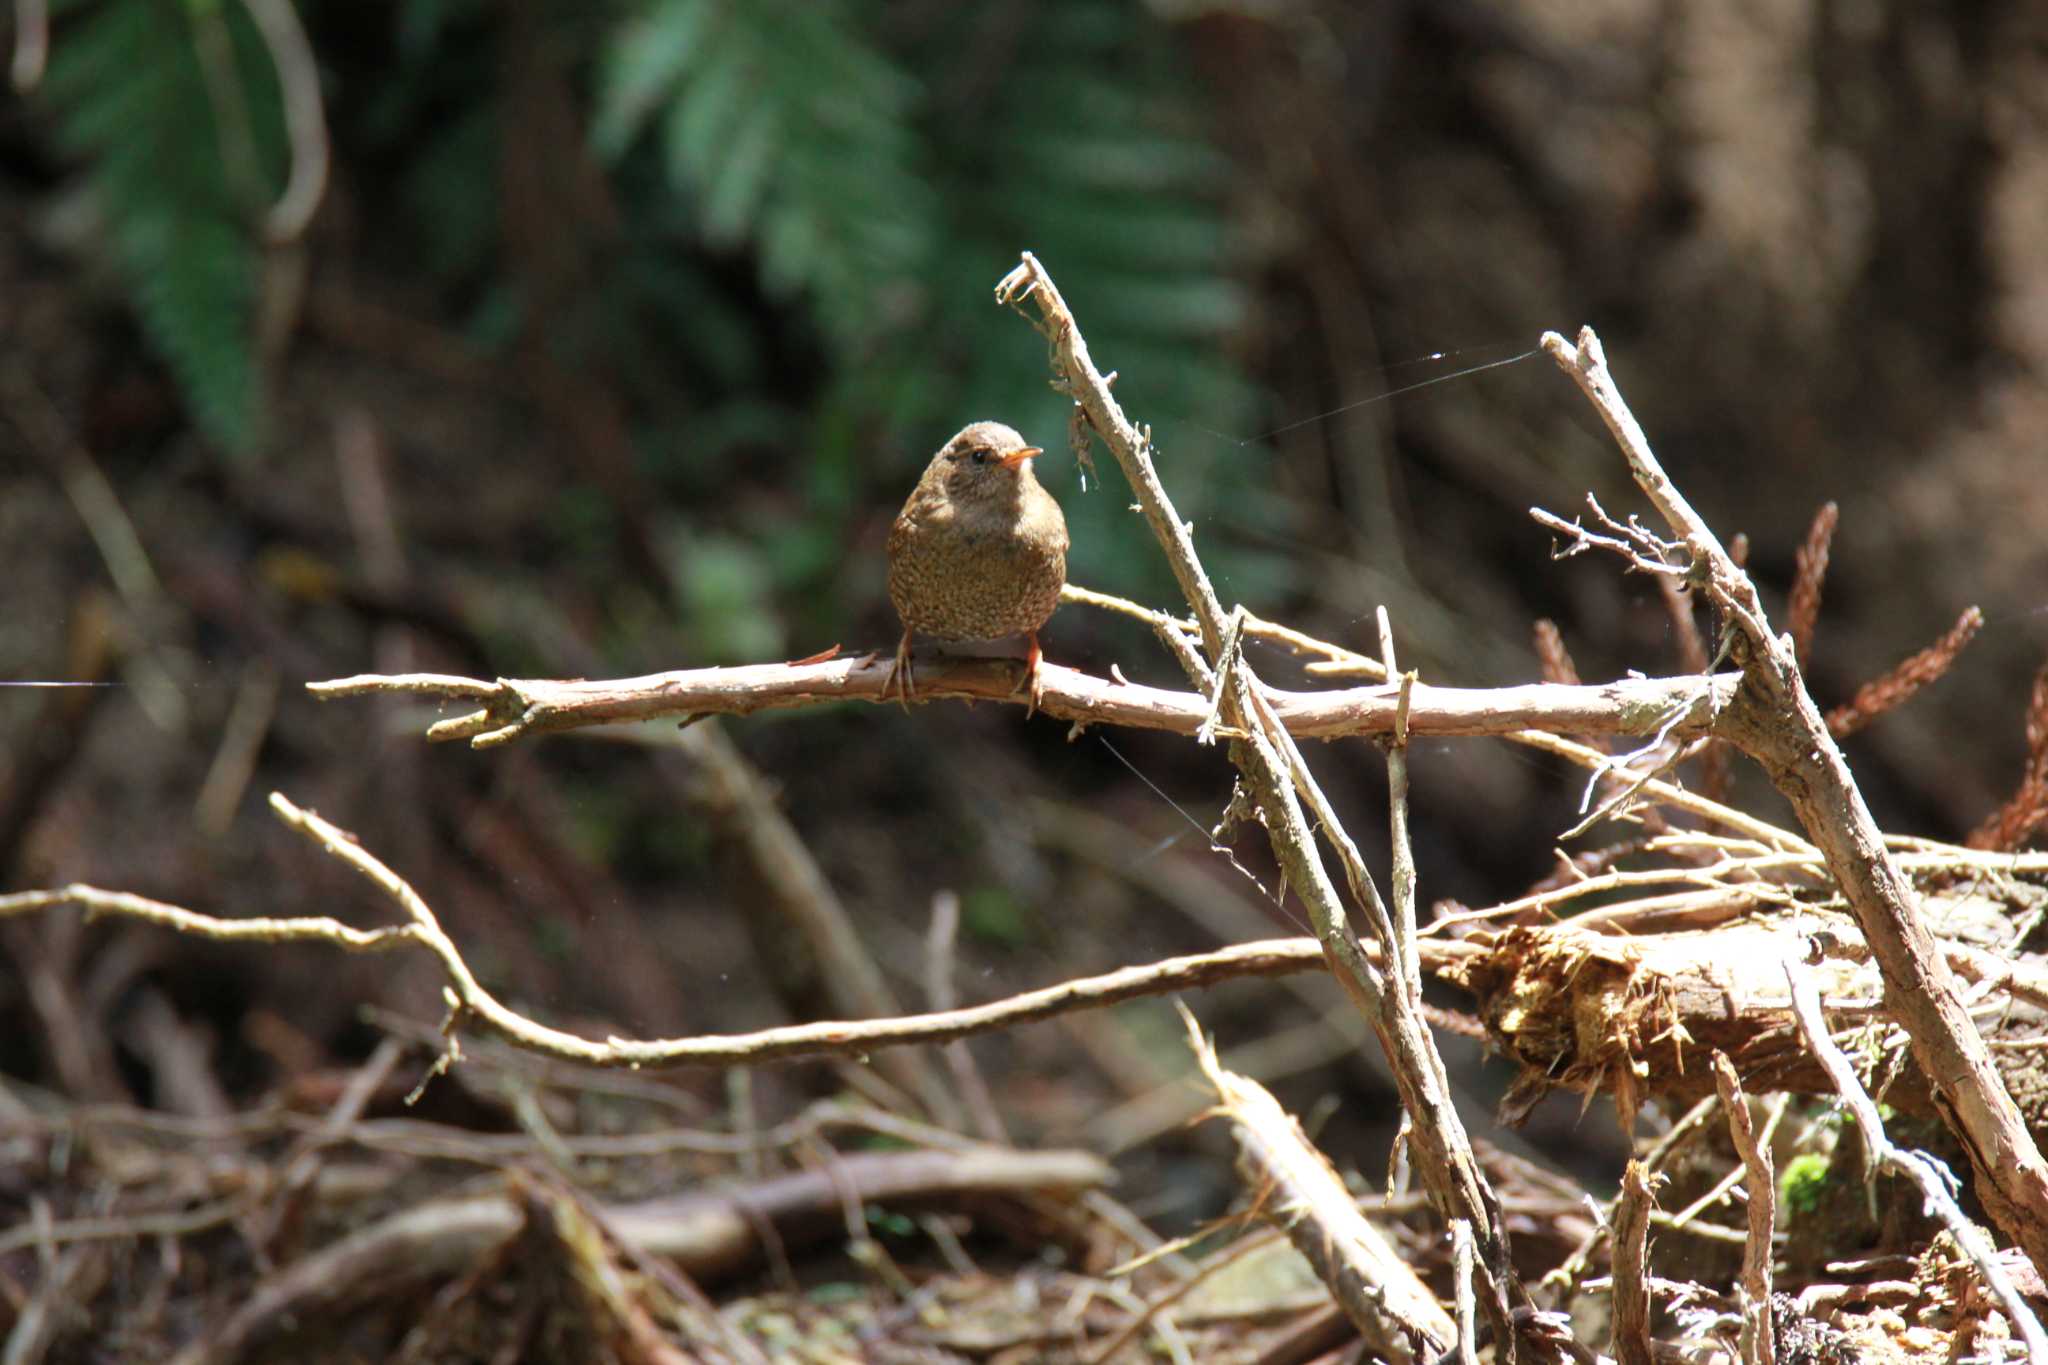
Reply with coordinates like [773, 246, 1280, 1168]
[889, 491, 954, 554]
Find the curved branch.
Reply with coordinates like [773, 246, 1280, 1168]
[4, 821, 1357, 1071]
[11, 0, 46, 92]
[239, 0, 329, 241]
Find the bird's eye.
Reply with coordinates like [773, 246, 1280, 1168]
[970, 448, 990, 465]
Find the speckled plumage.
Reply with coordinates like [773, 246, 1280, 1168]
[885, 421, 1068, 709]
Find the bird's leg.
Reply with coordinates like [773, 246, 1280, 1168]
[1014, 631, 1045, 719]
[882, 626, 916, 709]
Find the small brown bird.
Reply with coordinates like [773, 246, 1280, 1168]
[886, 421, 1069, 713]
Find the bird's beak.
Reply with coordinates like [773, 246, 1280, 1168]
[1000, 446, 1044, 469]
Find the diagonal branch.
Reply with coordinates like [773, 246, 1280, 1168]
[998, 253, 1527, 1359]
[1542, 325, 2048, 1279]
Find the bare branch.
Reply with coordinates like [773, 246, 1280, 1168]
[307, 654, 1737, 750]
[2, 834, 1349, 1072]
[1184, 1006, 1455, 1363]
[0, 884, 416, 952]
[1713, 1053, 1776, 1365]
[1610, 1160, 1656, 1365]
[1531, 499, 1685, 578]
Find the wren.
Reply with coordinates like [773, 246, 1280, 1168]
[885, 421, 1068, 713]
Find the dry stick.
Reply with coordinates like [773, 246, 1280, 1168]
[1712, 1053, 1776, 1365]
[0, 867, 1363, 1071]
[1667, 1092, 1789, 1232]
[1310, 660, 1807, 856]
[1451, 1219, 1479, 1365]
[1379, 608, 1422, 994]
[1541, 326, 2048, 1278]
[1073, 584, 1815, 858]
[995, 253, 1523, 1361]
[1782, 961, 2048, 1362]
[1182, 1006, 1456, 1363]
[1610, 1160, 1656, 1365]
[925, 891, 1008, 1144]
[305, 658, 1736, 751]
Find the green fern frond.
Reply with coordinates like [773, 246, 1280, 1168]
[593, 0, 933, 348]
[42, 0, 284, 455]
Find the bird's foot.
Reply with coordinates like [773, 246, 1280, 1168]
[1012, 633, 1046, 719]
[882, 630, 916, 711]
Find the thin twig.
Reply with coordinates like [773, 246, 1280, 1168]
[1380, 608, 1422, 993]
[0, 852, 1354, 1072]
[926, 891, 1007, 1144]
[1451, 1218, 1479, 1365]
[1712, 1053, 1776, 1365]
[1782, 960, 2048, 1361]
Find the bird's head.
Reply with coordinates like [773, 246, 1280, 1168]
[926, 421, 1044, 506]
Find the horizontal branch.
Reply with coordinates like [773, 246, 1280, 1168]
[307, 655, 1739, 749]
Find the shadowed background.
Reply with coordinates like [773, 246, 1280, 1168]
[3, 0, 2044, 1224]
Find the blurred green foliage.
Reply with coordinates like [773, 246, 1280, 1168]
[1777, 1151, 1833, 1217]
[31, 0, 1286, 646]
[43, 0, 288, 455]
